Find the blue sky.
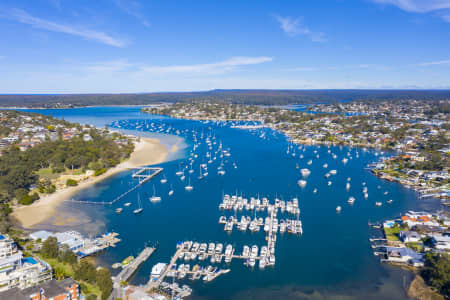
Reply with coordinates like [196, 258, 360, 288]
[1, 0, 450, 93]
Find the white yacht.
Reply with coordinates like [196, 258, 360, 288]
[150, 185, 161, 202]
[134, 194, 143, 214]
[259, 257, 266, 269]
[150, 263, 167, 282]
[297, 180, 307, 187]
[242, 245, 250, 258]
[348, 197, 355, 204]
[336, 206, 342, 212]
[185, 178, 193, 191]
[176, 165, 183, 176]
[198, 166, 203, 180]
[300, 168, 311, 177]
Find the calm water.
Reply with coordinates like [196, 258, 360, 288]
[23, 107, 442, 300]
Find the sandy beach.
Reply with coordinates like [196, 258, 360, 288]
[11, 137, 168, 229]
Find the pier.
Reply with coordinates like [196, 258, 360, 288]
[66, 167, 163, 205]
[147, 247, 183, 288]
[76, 232, 121, 258]
[115, 246, 156, 283]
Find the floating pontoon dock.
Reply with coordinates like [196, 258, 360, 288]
[66, 167, 163, 205]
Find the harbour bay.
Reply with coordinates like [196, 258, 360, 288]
[24, 106, 442, 300]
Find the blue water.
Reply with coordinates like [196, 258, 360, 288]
[22, 107, 442, 300]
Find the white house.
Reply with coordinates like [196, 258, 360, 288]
[399, 231, 422, 243]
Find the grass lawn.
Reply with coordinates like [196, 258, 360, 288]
[65, 168, 84, 175]
[406, 242, 423, 252]
[36, 168, 59, 180]
[36, 255, 74, 277]
[384, 227, 400, 241]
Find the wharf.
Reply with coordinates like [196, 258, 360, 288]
[76, 232, 121, 258]
[114, 246, 156, 283]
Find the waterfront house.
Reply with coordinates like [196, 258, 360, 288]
[412, 224, 445, 234]
[384, 246, 424, 267]
[399, 231, 421, 243]
[430, 234, 450, 250]
[401, 212, 439, 227]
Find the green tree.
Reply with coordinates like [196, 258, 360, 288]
[74, 260, 96, 284]
[58, 245, 77, 265]
[66, 179, 78, 186]
[54, 265, 66, 280]
[19, 194, 33, 205]
[41, 237, 59, 258]
[421, 253, 450, 297]
[96, 268, 113, 300]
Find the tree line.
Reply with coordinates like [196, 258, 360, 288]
[0, 129, 134, 203]
[1, 90, 449, 107]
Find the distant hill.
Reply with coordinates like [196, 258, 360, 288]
[0, 89, 449, 108]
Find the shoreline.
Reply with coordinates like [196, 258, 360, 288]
[11, 137, 168, 229]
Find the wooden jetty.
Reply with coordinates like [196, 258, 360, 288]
[66, 167, 163, 205]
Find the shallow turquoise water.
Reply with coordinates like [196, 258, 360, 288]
[23, 107, 442, 300]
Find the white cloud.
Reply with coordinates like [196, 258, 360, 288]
[371, 0, 450, 13]
[418, 59, 450, 66]
[115, 0, 150, 27]
[438, 13, 450, 21]
[141, 56, 273, 74]
[5, 9, 126, 47]
[371, 0, 450, 22]
[274, 15, 327, 42]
